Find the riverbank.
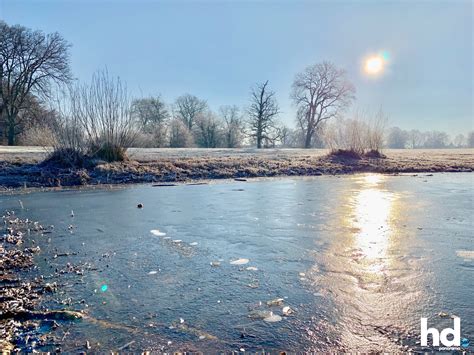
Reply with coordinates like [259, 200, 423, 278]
[0, 212, 85, 352]
[1, 147, 473, 190]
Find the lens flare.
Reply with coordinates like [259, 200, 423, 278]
[381, 50, 390, 61]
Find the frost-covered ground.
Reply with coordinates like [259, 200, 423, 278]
[1, 146, 473, 163]
[0, 146, 473, 190]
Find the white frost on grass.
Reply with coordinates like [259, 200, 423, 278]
[150, 229, 166, 237]
[230, 258, 249, 265]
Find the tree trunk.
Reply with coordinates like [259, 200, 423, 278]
[0, 109, 5, 145]
[304, 129, 312, 149]
[256, 125, 263, 148]
[7, 120, 15, 146]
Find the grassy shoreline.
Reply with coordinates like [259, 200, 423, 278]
[1, 147, 473, 190]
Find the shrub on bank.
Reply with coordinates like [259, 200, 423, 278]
[328, 148, 387, 160]
[329, 148, 363, 160]
[44, 70, 137, 167]
[364, 149, 386, 159]
[41, 148, 95, 168]
[91, 143, 128, 162]
[324, 108, 387, 158]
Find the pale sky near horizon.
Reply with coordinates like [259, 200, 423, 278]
[1, 0, 473, 135]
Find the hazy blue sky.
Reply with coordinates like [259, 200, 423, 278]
[1, 0, 472, 134]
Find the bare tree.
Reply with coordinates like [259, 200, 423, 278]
[17, 97, 59, 145]
[423, 131, 449, 148]
[173, 94, 207, 130]
[132, 96, 169, 147]
[0, 21, 72, 145]
[263, 123, 283, 148]
[279, 125, 294, 147]
[408, 129, 423, 149]
[132, 96, 169, 131]
[453, 134, 466, 148]
[468, 132, 474, 148]
[193, 111, 222, 148]
[291, 62, 355, 148]
[219, 105, 244, 148]
[387, 127, 409, 148]
[247, 80, 280, 149]
[295, 107, 327, 148]
[169, 118, 193, 148]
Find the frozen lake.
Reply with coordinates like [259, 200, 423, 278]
[1, 173, 473, 352]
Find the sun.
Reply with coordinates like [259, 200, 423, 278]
[364, 55, 385, 75]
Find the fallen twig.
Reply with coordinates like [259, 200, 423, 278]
[118, 340, 136, 350]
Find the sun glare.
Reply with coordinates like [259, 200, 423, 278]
[364, 55, 385, 75]
[350, 174, 397, 271]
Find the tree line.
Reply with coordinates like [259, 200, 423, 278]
[1, 21, 472, 162]
[386, 127, 474, 149]
[0, 21, 355, 152]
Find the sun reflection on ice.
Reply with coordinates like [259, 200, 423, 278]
[310, 173, 421, 351]
[350, 174, 396, 271]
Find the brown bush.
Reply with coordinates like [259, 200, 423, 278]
[41, 148, 94, 168]
[329, 149, 363, 160]
[91, 143, 128, 162]
[364, 149, 386, 159]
